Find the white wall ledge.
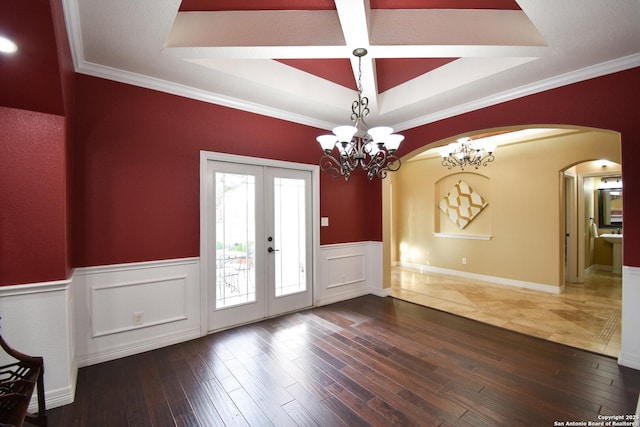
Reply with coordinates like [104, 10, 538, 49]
[434, 233, 492, 240]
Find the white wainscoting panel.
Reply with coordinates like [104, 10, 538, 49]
[91, 275, 187, 337]
[0, 279, 76, 409]
[316, 241, 387, 306]
[327, 253, 366, 288]
[619, 265, 640, 370]
[73, 258, 201, 367]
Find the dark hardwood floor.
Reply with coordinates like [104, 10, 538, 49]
[47, 295, 640, 426]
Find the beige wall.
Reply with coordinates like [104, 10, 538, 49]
[389, 128, 621, 289]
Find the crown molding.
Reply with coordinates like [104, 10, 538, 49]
[76, 61, 336, 130]
[393, 53, 640, 132]
[62, 0, 83, 71]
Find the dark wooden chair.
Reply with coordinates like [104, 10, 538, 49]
[0, 335, 47, 427]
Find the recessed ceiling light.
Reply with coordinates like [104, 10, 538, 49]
[0, 36, 18, 54]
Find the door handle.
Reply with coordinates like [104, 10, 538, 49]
[268, 247, 279, 253]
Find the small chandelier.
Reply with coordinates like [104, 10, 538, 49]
[440, 137, 496, 170]
[316, 48, 404, 180]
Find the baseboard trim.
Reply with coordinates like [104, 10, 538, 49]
[315, 286, 391, 306]
[77, 328, 201, 367]
[36, 382, 76, 411]
[369, 286, 392, 298]
[28, 355, 77, 411]
[398, 262, 563, 294]
[316, 286, 371, 306]
[618, 351, 640, 371]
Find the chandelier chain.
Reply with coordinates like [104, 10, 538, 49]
[352, 54, 369, 124]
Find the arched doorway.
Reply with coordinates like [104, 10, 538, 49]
[563, 159, 623, 283]
[383, 126, 623, 356]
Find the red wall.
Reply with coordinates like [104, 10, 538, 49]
[67, 66, 640, 270]
[0, 0, 65, 116]
[72, 75, 381, 267]
[320, 172, 383, 244]
[0, 0, 75, 286]
[399, 67, 640, 266]
[0, 107, 69, 285]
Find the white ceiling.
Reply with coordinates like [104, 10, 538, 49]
[63, 0, 640, 132]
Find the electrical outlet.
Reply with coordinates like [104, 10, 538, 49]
[462, 257, 467, 265]
[133, 311, 144, 326]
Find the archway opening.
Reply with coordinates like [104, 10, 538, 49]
[383, 125, 623, 356]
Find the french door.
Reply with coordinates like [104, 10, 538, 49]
[202, 155, 314, 331]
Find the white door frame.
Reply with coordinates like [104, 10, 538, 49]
[564, 172, 579, 284]
[199, 151, 320, 334]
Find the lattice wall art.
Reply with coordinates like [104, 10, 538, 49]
[438, 180, 488, 229]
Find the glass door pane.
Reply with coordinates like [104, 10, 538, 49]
[267, 168, 312, 318]
[273, 177, 307, 297]
[215, 172, 256, 309]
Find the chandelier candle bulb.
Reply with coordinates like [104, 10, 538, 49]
[333, 125, 358, 143]
[484, 142, 497, 154]
[384, 134, 405, 152]
[367, 126, 394, 143]
[317, 135, 337, 153]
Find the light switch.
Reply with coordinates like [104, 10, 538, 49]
[321, 217, 329, 227]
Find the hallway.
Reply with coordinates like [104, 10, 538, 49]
[390, 267, 622, 357]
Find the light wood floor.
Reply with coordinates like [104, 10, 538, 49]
[390, 267, 622, 357]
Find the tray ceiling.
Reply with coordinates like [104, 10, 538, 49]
[62, 0, 640, 130]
